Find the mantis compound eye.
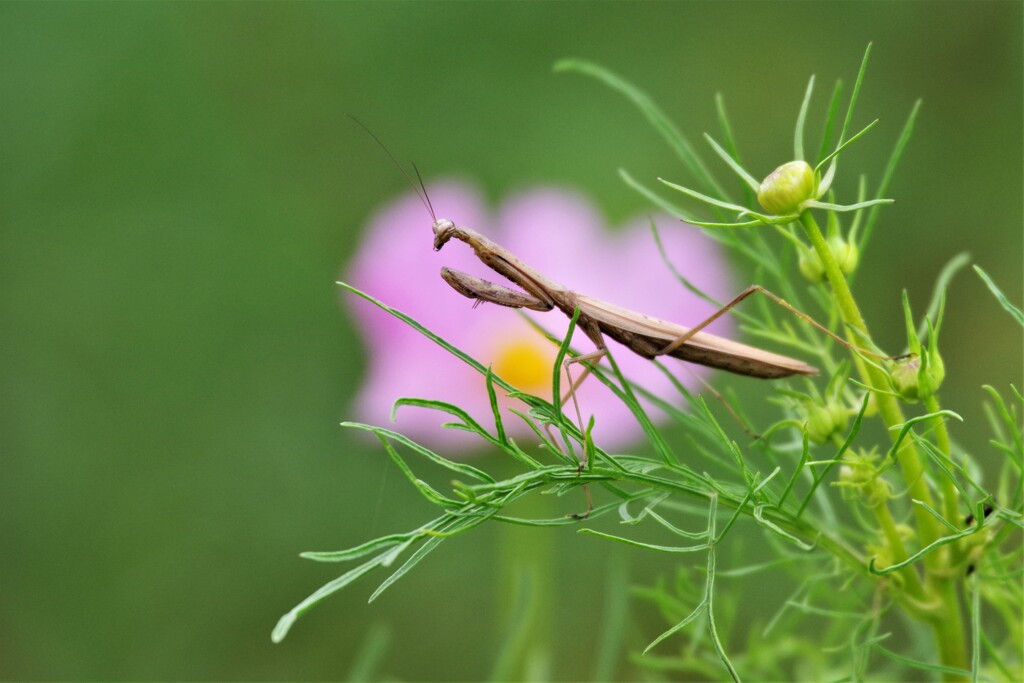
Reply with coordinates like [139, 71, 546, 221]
[432, 218, 455, 236]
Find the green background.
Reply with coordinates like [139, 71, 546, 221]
[2, 2, 1021, 680]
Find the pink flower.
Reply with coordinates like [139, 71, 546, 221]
[345, 182, 735, 452]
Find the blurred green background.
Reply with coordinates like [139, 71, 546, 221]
[2, 2, 1021, 680]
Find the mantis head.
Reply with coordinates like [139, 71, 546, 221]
[432, 218, 456, 250]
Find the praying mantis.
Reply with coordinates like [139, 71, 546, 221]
[432, 217, 820, 381]
[351, 116, 886, 454]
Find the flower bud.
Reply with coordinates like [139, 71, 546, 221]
[890, 356, 921, 399]
[827, 401, 851, 435]
[758, 160, 815, 215]
[801, 398, 849, 444]
[827, 234, 859, 276]
[798, 246, 826, 282]
[837, 451, 891, 507]
[890, 351, 945, 402]
[797, 235, 858, 283]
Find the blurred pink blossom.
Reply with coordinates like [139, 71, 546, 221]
[345, 182, 735, 452]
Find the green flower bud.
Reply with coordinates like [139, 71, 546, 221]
[801, 398, 849, 444]
[827, 234, 859, 276]
[890, 351, 945, 402]
[837, 451, 891, 507]
[827, 401, 851, 435]
[890, 356, 922, 399]
[893, 290, 946, 402]
[797, 235, 858, 283]
[758, 160, 815, 215]
[838, 460, 871, 488]
[798, 246, 826, 282]
[805, 403, 835, 444]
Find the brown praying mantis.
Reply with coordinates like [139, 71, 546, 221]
[351, 117, 892, 475]
[430, 217, 828, 451]
[433, 218, 820, 381]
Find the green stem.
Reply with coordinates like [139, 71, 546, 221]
[933, 579, 970, 682]
[924, 392, 961, 526]
[799, 213, 941, 542]
[871, 496, 929, 602]
[799, 211, 968, 678]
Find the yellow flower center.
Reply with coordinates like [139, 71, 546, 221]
[492, 337, 553, 392]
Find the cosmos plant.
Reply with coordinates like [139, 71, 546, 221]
[276, 46, 1023, 682]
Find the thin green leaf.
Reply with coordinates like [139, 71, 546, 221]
[273, 554, 390, 643]
[816, 79, 844, 163]
[803, 198, 893, 212]
[651, 218, 733, 311]
[578, 528, 708, 553]
[783, 600, 865, 619]
[619, 168, 689, 217]
[684, 217, 766, 229]
[374, 434, 459, 506]
[338, 281, 514, 392]
[392, 397, 489, 438]
[814, 119, 879, 173]
[603, 347, 679, 466]
[754, 504, 815, 550]
[860, 99, 922, 250]
[369, 511, 494, 602]
[911, 498, 961, 533]
[716, 557, 798, 578]
[494, 497, 626, 527]
[620, 169, 774, 267]
[343, 422, 495, 483]
[916, 253, 970, 341]
[703, 497, 739, 683]
[507, 408, 571, 467]
[798, 393, 871, 516]
[838, 43, 872, 151]
[643, 600, 707, 654]
[704, 132, 759, 192]
[974, 266, 1024, 326]
[872, 644, 992, 682]
[869, 525, 978, 575]
[716, 476, 759, 543]
[794, 74, 815, 161]
[982, 385, 1023, 465]
[657, 177, 752, 215]
[779, 429, 811, 508]
[715, 92, 755, 206]
[551, 306, 581, 432]
[485, 367, 508, 446]
[646, 509, 710, 541]
[300, 533, 417, 563]
[887, 410, 964, 461]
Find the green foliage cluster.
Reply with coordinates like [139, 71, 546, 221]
[277, 47, 1022, 682]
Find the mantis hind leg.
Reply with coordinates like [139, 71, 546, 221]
[654, 284, 898, 361]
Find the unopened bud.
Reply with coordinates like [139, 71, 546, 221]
[890, 351, 945, 402]
[758, 161, 815, 215]
[798, 246, 826, 282]
[802, 398, 849, 444]
[797, 235, 858, 283]
[837, 451, 891, 507]
[828, 234, 859, 276]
